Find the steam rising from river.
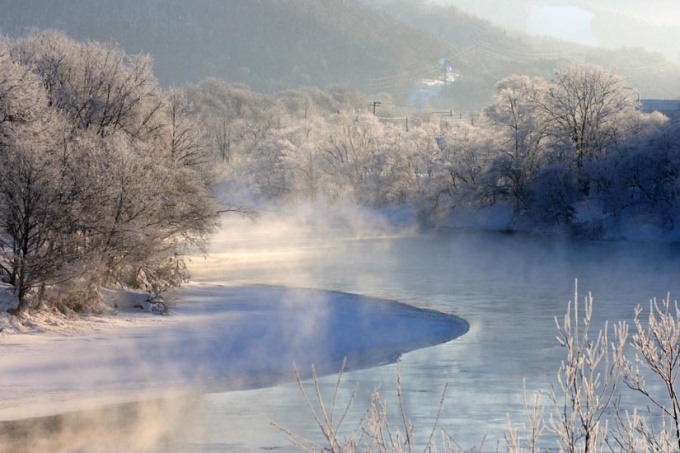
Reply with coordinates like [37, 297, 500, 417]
[191, 202, 420, 286]
[0, 397, 203, 452]
[7, 197, 680, 451]
[2, 203, 470, 452]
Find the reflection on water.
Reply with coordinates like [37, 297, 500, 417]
[7, 222, 680, 451]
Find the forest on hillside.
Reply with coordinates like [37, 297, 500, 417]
[0, 0, 449, 94]
[2, 0, 679, 111]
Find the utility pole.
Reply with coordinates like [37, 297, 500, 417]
[427, 109, 453, 123]
[371, 101, 381, 115]
[439, 110, 453, 133]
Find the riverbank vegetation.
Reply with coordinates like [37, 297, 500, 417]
[179, 63, 674, 241]
[2, 28, 679, 315]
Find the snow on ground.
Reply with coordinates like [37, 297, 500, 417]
[0, 288, 166, 337]
[0, 283, 468, 423]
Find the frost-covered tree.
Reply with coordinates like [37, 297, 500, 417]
[529, 164, 580, 225]
[265, 117, 331, 202]
[549, 286, 627, 453]
[619, 297, 680, 451]
[539, 65, 637, 189]
[485, 75, 550, 212]
[0, 31, 219, 313]
[381, 123, 442, 208]
[321, 111, 387, 204]
[0, 52, 74, 311]
[13, 29, 164, 141]
[600, 115, 678, 227]
[437, 121, 499, 209]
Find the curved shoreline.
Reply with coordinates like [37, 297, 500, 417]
[0, 284, 469, 424]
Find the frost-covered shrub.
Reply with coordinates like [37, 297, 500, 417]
[44, 281, 104, 315]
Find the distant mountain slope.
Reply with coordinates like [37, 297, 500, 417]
[0, 0, 452, 93]
[429, 0, 680, 63]
[2, 0, 678, 108]
[363, 0, 680, 103]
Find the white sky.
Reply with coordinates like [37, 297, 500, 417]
[526, 5, 598, 46]
[430, 0, 680, 27]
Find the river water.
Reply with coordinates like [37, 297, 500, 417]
[172, 215, 680, 452]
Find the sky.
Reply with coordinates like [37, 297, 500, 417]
[526, 4, 598, 46]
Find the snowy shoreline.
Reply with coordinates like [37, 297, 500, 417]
[0, 284, 469, 423]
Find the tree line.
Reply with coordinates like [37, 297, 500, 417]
[185, 65, 674, 240]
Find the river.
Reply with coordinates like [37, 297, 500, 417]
[170, 213, 680, 451]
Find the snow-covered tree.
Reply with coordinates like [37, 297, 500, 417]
[485, 75, 550, 212]
[13, 29, 164, 141]
[539, 65, 637, 189]
[320, 111, 387, 204]
[381, 123, 442, 208]
[437, 121, 499, 209]
[0, 31, 219, 313]
[0, 43, 76, 311]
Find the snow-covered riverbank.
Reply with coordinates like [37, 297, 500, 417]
[0, 284, 468, 423]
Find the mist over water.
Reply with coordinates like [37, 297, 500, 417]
[182, 209, 680, 450]
[7, 205, 680, 451]
[0, 397, 205, 453]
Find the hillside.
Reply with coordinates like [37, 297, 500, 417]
[363, 0, 680, 104]
[2, 0, 679, 110]
[0, 0, 451, 94]
[428, 0, 680, 63]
